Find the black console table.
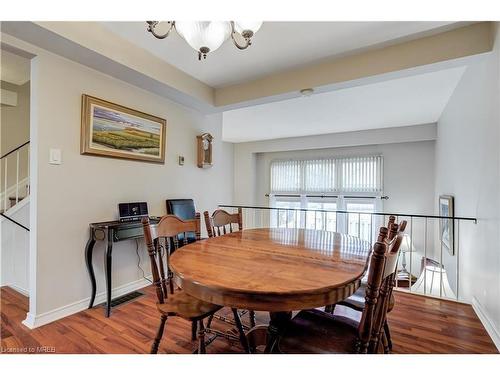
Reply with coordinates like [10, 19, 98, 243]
[85, 217, 160, 317]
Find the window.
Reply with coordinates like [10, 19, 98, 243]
[269, 156, 383, 238]
[306, 199, 337, 231]
[270, 156, 383, 194]
[272, 196, 301, 228]
[346, 200, 376, 242]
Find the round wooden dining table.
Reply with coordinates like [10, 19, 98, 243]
[170, 227, 371, 353]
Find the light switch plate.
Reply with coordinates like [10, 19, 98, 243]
[49, 148, 62, 165]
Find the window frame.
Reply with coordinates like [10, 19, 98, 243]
[268, 155, 384, 235]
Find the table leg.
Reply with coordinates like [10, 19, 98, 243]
[85, 230, 97, 309]
[264, 311, 292, 353]
[104, 229, 113, 317]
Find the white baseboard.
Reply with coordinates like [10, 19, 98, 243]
[22, 278, 151, 329]
[472, 297, 500, 351]
[8, 283, 29, 296]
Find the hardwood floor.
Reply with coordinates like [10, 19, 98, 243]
[1, 286, 497, 354]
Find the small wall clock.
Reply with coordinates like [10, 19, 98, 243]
[197, 133, 213, 168]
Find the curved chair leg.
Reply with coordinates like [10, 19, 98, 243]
[151, 315, 167, 354]
[191, 321, 197, 341]
[383, 320, 393, 352]
[197, 319, 206, 354]
[232, 308, 251, 353]
[249, 310, 256, 328]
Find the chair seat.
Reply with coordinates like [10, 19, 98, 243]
[156, 290, 221, 321]
[337, 284, 395, 312]
[279, 309, 361, 354]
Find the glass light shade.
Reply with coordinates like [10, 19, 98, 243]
[233, 21, 263, 35]
[175, 21, 231, 53]
[413, 266, 456, 299]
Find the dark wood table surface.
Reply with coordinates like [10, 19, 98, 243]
[170, 227, 371, 352]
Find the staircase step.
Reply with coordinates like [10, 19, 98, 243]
[8, 196, 27, 208]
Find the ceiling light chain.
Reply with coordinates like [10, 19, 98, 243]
[146, 21, 262, 60]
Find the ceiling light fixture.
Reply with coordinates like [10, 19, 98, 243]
[300, 88, 315, 97]
[146, 21, 263, 60]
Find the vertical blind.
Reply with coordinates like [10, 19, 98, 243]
[270, 156, 383, 194]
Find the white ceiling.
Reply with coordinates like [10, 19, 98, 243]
[0, 50, 30, 85]
[102, 21, 458, 88]
[222, 67, 466, 143]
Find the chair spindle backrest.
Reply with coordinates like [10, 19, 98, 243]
[204, 208, 242, 238]
[142, 214, 201, 304]
[368, 220, 406, 353]
[387, 215, 396, 231]
[357, 226, 389, 353]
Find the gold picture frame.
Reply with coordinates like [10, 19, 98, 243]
[81, 94, 166, 163]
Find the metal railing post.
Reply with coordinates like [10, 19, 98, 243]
[16, 150, 20, 204]
[440, 218, 444, 299]
[456, 219, 460, 301]
[357, 213, 361, 239]
[423, 218, 427, 295]
[370, 214, 373, 245]
[3, 158, 7, 210]
[406, 216, 411, 292]
[27, 146, 30, 195]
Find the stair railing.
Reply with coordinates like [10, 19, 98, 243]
[219, 204, 477, 303]
[1, 140, 30, 213]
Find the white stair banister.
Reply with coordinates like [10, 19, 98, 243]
[16, 150, 20, 205]
[3, 157, 7, 211]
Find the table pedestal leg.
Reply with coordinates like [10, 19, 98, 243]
[264, 311, 292, 353]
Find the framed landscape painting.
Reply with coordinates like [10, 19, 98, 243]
[81, 95, 166, 163]
[439, 195, 454, 255]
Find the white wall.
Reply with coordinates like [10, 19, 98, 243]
[3, 35, 234, 326]
[435, 25, 500, 346]
[234, 123, 437, 205]
[0, 198, 30, 295]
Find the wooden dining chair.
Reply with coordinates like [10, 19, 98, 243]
[203, 208, 257, 331]
[328, 219, 407, 352]
[324, 215, 398, 314]
[165, 199, 197, 246]
[279, 225, 404, 354]
[204, 208, 243, 237]
[142, 214, 222, 354]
